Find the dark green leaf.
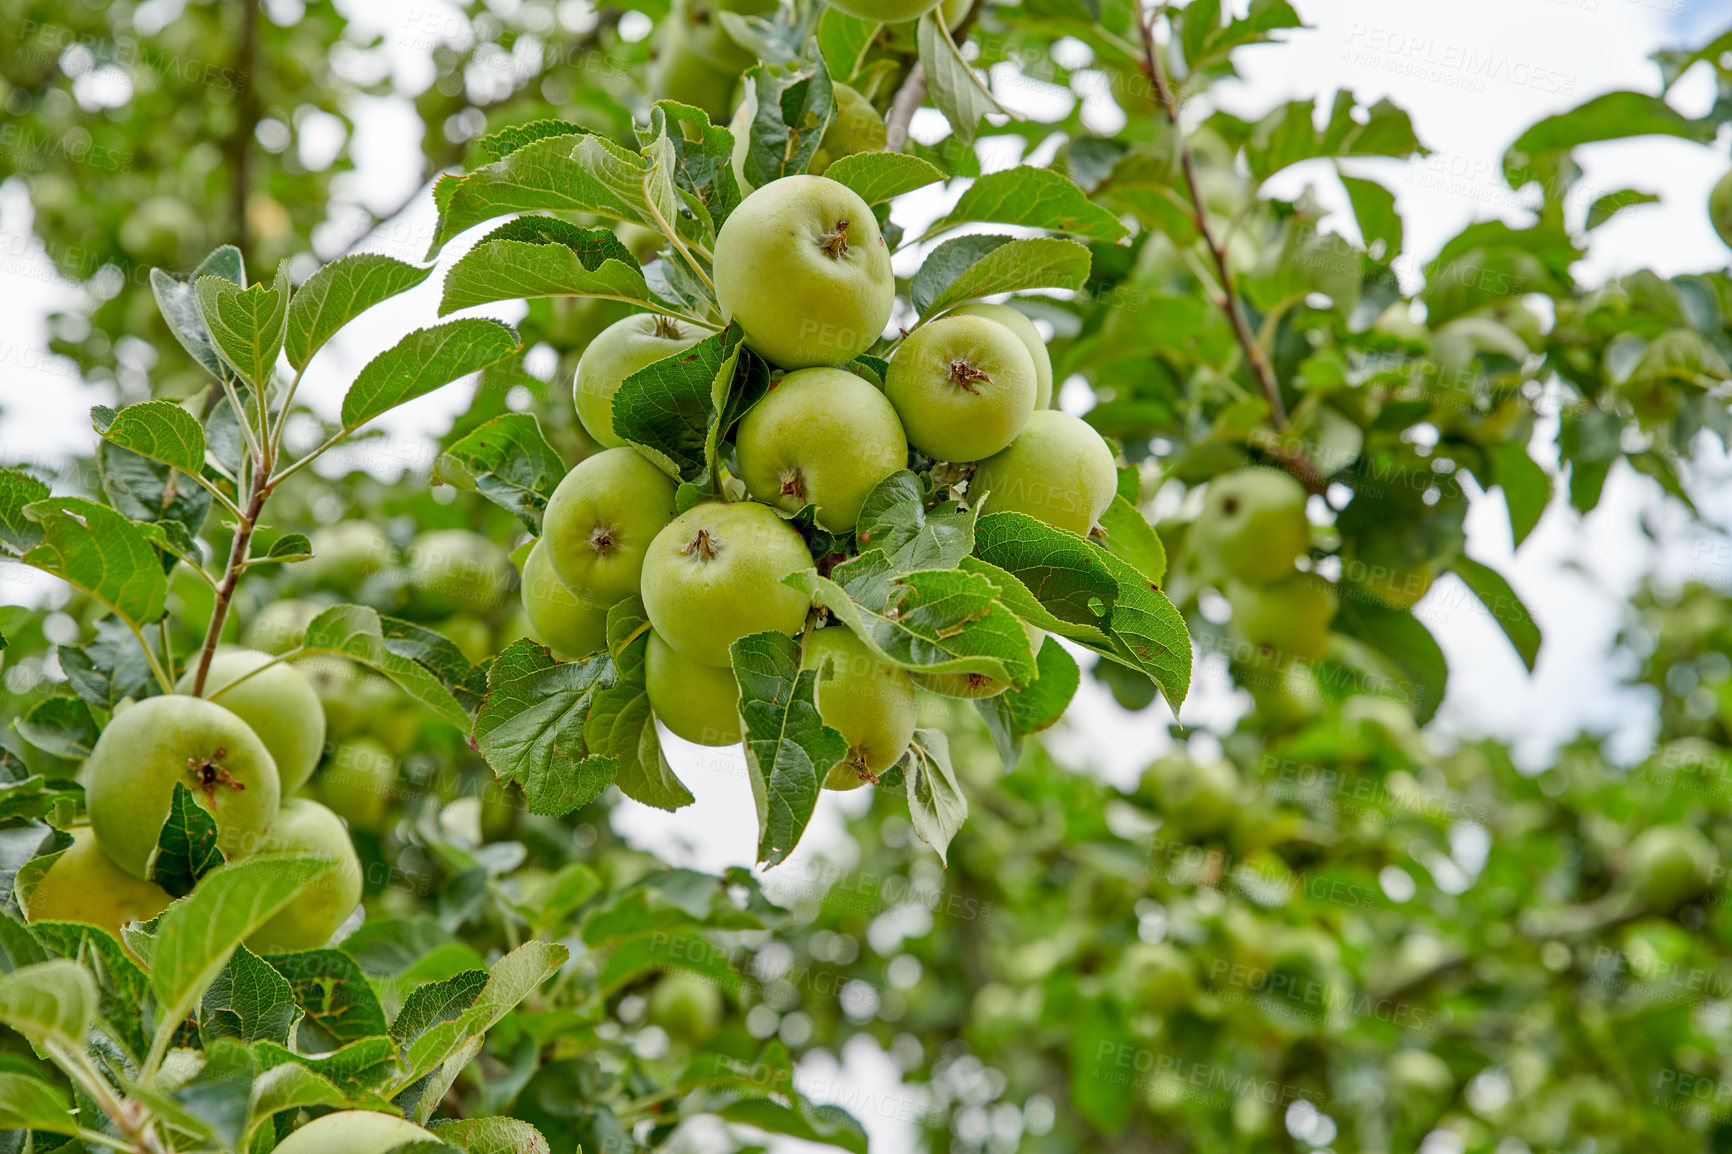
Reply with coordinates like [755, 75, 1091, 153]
[434, 413, 568, 533]
[340, 320, 522, 434]
[151, 782, 227, 898]
[202, 945, 300, 1046]
[926, 166, 1128, 242]
[824, 152, 947, 205]
[286, 254, 436, 371]
[472, 640, 618, 817]
[1450, 556, 1542, 673]
[23, 498, 169, 629]
[265, 949, 390, 1045]
[912, 234, 1093, 317]
[743, 59, 835, 188]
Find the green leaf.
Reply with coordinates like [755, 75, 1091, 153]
[596, 929, 745, 995]
[22, 497, 168, 629]
[149, 781, 226, 897]
[1007, 634, 1080, 735]
[472, 640, 619, 817]
[392, 969, 487, 1048]
[916, 13, 1003, 147]
[612, 322, 763, 484]
[912, 234, 1093, 318]
[732, 631, 850, 867]
[0, 467, 50, 555]
[823, 151, 947, 205]
[903, 729, 967, 865]
[302, 605, 471, 728]
[475, 119, 595, 163]
[743, 59, 836, 188]
[150, 246, 245, 380]
[1340, 173, 1402, 259]
[1488, 441, 1551, 548]
[439, 223, 661, 317]
[0, 1070, 77, 1134]
[429, 1118, 552, 1154]
[646, 100, 744, 236]
[202, 944, 300, 1046]
[1450, 556, 1542, 673]
[286, 253, 436, 371]
[58, 619, 155, 711]
[149, 855, 338, 1037]
[1097, 495, 1166, 586]
[1334, 596, 1448, 725]
[428, 130, 648, 256]
[854, 470, 978, 573]
[589, 599, 692, 812]
[1503, 91, 1714, 185]
[397, 940, 568, 1091]
[0, 958, 97, 1051]
[926, 166, 1128, 242]
[195, 261, 291, 390]
[100, 399, 207, 477]
[1244, 91, 1425, 182]
[434, 413, 567, 534]
[717, 1096, 868, 1154]
[263, 533, 314, 563]
[13, 696, 97, 759]
[1584, 188, 1658, 231]
[254, 1034, 397, 1098]
[265, 949, 390, 1045]
[817, 8, 878, 80]
[248, 1061, 350, 1124]
[1183, 0, 1301, 70]
[340, 320, 522, 434]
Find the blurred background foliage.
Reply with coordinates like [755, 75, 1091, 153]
[4, 0, 1732, 1151]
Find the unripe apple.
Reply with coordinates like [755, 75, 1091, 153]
[295, 656, 366, 739]
[802, 627, 917, 788]
[1226, 572, 1338, 660]
[406, 529, 513, 614]
[272, 1111, 438, 1154]
[713, 176, 894, 368]
[22, 827, 172, 938]
[1625, 824, 1716, 912]
[85, 694, 282, 879]
[824, 0, 941, 24]
[1711, 170, 1732, 249]
[1192, 468, 1310, 585]
[649, 970, 725, 1043]
[1138, 754, 1239, 839]
[520, 540, 609, 659]
[730, 83, 887, 193]
[1342, 533, 1436, 609]
[177, 648, 327, 793]
[1117, 942, 1195, 1016]
[647, 17, 741, 121]
[645, 630, 742, 745]
[640, 501, 814, 666]
[241, 598, 321, 654]
[304, 521, 395, 588]
[669, 0, 774, 69]
[735, 367, 908, 532]
[941, 0, 972, 26]
[316, 737, 399, 830]
[969, 410, 1116, 535]
[950, 303, 1051, 409]
[914, 618, 1043, 699]
[574, 314, 706, 449]
[543, 447, 679, 608]
[245, 798, 364, 953]
[885, 315, 1037, 462]
[437, 614, 494, 665]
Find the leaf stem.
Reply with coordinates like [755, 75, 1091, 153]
[645, 198, 716, 299]
[127, 620, 176, 696]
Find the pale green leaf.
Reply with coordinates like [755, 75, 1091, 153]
[286, 253, 436, 371]
[339, 320, 521, 434]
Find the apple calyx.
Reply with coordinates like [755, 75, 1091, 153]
[947, 359, 992, 395]
[843, 748, 880, 784]
[683, 528, 718, 561]
[188, 749, 247, 801]
[779, 467, 807, 502]
[818, 219, 851, 260]
[589, 525, 618, 556]
[653, 316, 682, 340]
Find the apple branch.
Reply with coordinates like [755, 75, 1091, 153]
[1136, 9, 1326, 494]
[886, 63, 926, 152]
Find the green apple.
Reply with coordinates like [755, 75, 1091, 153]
[951, 303, 1052, 408]
[969, 410, 1116, 535]
[824, 0, 941, 23]
[177, 648, 326, 793]
[641, 501, 814, 666]
[272, 1111, 438, 1154]
[1712, 170, 1732, 249]
[1226, 572, 1337, 660]
[22, 827, 171, 938]
[646, 630, 742, 745]
[915, 618, 1043, 699]
[520, 540, 610, 659]
[317, 737, 398, 830]
[574, 314, 706, 449]
[295, 656, 366, 738]
[1118, 942, 1195, 1016]
[1626, 825, 1716, 912]
[406, 529, 513, 614]
[245, 798, 364, 953]
[543, 447, 679, 607]
[85, 694, 281, 879]
[885, 314, 1037, 462]
[803, 626, 917, 788]
[1138, 754, 1239, 839]
[1193, 467, 1310, 585]
[713, 175, 894, 368]
[670, 0, 773, 69]
[437, 614, 494, 665]
[1343, 532, 1436, 609]
[735, 367, 908, 532]
[941, 0, 972, 25]
[304, 521, 395, 588]
[241, 598, 322, 654]
[647, 17, 740, 120]
[649, 970, 724, 1043]
[730, 83, 888, 193]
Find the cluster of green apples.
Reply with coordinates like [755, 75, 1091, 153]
[534, 173, 1121, 786]
[24, 651, 362, 953]
[1192, 468, 1338, 661]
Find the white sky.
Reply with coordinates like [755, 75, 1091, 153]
[2, 1, 1731, 1147]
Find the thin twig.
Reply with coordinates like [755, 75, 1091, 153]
[191, 469, 268, 696]
[885, 63, 927, 153]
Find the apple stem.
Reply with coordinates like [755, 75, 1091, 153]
[682, 528, 718, 561]
[947, 359, 991, 394]
[818, 220, 851, 260]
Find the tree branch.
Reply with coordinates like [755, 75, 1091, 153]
[885, 63, 927, 153]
